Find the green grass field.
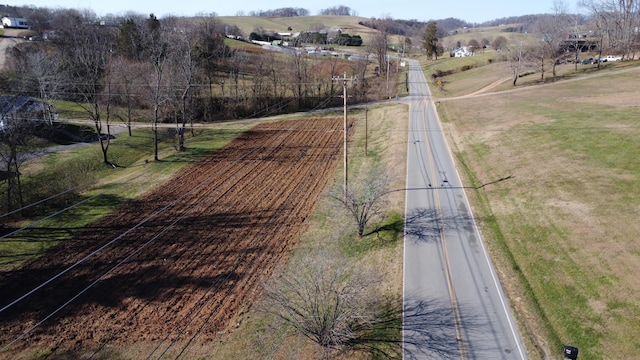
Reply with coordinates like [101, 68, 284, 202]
[0, 125, 247, 271]
[436, 59, 640, 359]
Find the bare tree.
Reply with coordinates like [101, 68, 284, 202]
[491, 35, 509, 51]
[166, 24, 199, 150]
[7, 43, 61, 124]
[262, 251, 463, 359]
[110, 57, 145, 136]
[481, 38, 490, 51]
[536, 1, 572, 79]
[0, 97, 53, 212]
[467, 39, 480, 54]
[286, 49, 310, 108]
[193, 15, 232, 121]
[142, 14, 169, 161]
[328, 165, 390, 237]
[580, 0, 640, 59]
[369, 18, 390, 75]
[265, 52, 285, 100]
[319, 5, 353, 16]
[352, 47, 371, 103]
[262, 252, 384, 358]
[504, 38, 526, 86]
[62, 19, 118, 166]
[0, 40, 60, 212]
[573, 1, 605, 66]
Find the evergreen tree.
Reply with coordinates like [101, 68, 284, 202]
[423, 21, 439, 60]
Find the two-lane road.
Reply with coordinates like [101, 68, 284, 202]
[402, 59, 527, 359]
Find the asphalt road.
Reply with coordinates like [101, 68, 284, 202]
[402, 59, 527, 359]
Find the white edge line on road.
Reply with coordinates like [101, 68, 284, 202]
[428, 95, 527, 359]
[401, 94, 412, 360]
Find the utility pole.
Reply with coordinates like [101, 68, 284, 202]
[365, 108, 368, 156]
[386, 55, 390, 99]
[333, 72, 356, 198]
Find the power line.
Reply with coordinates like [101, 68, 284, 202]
[0, 170, 147, 242]
[0, 125, 291, 351]
[0, 177, 97, 220]
[150, 119, 329, 359]
[1, 98, 350, 355]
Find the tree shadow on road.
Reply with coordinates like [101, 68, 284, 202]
[341, 295, 485, 360]
[402, 295, 490, 360]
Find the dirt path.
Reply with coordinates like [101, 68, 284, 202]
[465, 77, 511, 97]
[0, 117, 344, 358]
[0, 29, 24, 70]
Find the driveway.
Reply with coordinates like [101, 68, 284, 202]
[0, 29, 24, 70]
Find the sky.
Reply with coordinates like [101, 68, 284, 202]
[13, 1, 559, 24]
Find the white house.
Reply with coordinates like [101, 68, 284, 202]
[1, 17, 30, 29]
[454, 47, 473, 57]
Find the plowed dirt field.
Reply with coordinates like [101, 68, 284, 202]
[0, 117, 344, 358]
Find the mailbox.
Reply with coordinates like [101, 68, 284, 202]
[563, 345, 578, 360]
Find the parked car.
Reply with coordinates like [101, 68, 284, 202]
[605, 55, 623, 61]
[582, 58, 594, 64]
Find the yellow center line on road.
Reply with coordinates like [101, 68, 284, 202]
[419, 96, 468, 360]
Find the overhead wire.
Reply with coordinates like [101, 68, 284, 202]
[144, 122, 306, 359]
[0, 177, 98, 220]
[1, 82, 350, 354]
[172, 181, 308, 360]
[0, 167, 153, 242]
[0, 145, 220, 313]
[0, 125, 281, 352]
[154, 118, 341, 359]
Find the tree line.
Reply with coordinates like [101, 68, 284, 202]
[423, 0, 640, 85]
[0, 9, 381, 157]
[235, 5, 356, 17]
[0, 7, 404, 212]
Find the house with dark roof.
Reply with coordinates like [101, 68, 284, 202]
[0, 96, 56, 131]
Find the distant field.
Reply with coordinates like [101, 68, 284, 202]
[218, 15, 378, 40]
[217, 15, 407, 47]
[437, 60, 640, 359]
[441, 26, 539, 49]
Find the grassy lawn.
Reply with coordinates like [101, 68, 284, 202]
[420, 51, 506, 95]
[437, 61, 640, 359]
[0, 124, 248, 270]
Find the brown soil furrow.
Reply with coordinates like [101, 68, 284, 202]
[0, 117, 342, 358]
